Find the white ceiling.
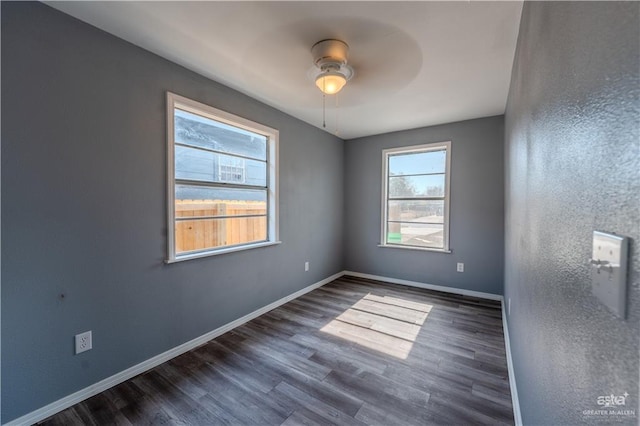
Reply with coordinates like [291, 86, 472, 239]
[47, 1, 523, 140]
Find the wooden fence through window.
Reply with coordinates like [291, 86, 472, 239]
[175, 200, 267, 253]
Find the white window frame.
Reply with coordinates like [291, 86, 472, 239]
[166, 92, 279, 263]
[379, 141, 452, 253]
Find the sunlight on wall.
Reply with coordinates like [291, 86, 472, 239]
[320, 293, 433, 359]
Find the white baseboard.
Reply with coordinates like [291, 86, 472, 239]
[502, 302, 523, 426]
[343, 270, 503, 301]
[5, 271, 345, 426]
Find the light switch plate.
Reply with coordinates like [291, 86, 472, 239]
[591, 231, 629, 319]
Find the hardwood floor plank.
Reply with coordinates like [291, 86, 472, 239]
[216, 333, 331, 382]
[363, 293, 434, 313]
[210, 331, 365, 418]
[333, 307, 423, 341]
[280, 409, 327, 426]
[383, 361, 474, 395]
[427, 392, 514, 425]
[131, 370, 223, 425]
[156, 363, 209, 401]
[474, 349, 509, 368]
[38, 407, 89, 426]
[101, 382, 145, 412]
[324, 369, 431, 410]
[351, 298, 430, 325]
[263, 355, 365, 417]
[200, 391, 280, 426]
[242, 317, 300, 342]
[290, 332, 390, 375]
[438, 356, 510, 388]
[38, 276, 513, 426]
[193, 365, 289, 425]
[472, 382, 514, 408]
[355, 401, 425, 426]
[273, 381, 366, 426]
[193, 341, 282, 393]
[118, 396, 176, 426]
[319, 318, 415, 359]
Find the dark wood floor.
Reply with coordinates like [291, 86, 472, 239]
[40, 276, 514, 425]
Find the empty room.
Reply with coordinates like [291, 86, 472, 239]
[1, 1, 638, 425]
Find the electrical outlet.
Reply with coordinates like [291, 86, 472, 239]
[75, 331, 92, 354]
[305, 261, 309, 272]
[456, 262, 464, 272]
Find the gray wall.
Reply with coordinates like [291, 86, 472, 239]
[1, 2, 344, 422]
[344, 116, 505, 295]
[504, 2, 639, 425]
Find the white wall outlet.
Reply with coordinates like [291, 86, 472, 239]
[75, 331, 92, 354]
[456, 262, 464, 272]
[304, 261, 309, 272]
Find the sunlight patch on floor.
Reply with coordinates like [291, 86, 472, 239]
[320, 293, 433, 359]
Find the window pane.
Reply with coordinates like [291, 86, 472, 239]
[386, 222, 444, 248]
[175, 145, 214, 182]
[176, 216, 267, 254]
[388, 200, 444, 223]
[176, 199, 267, 219]
[388, 174, 445, 198]
[242, 157, 267, 187]
[176, 185, 266, 218]
[176, 145, 266, 186]
[175, 108, 267, 161]
[389, 150, 446, 176]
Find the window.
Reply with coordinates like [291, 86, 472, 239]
[381, 141, 451, 252]
[167, 93, 279, 262]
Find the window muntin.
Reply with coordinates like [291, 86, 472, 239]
[381, 142, 451, 251]
[167, 93, 278, 262]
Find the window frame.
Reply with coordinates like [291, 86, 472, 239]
[166, 92, 279, 263]
[379, 141, 452, 253]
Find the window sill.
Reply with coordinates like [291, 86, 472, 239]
[378, 244, 451, 254]
[166, 241, 282, 264]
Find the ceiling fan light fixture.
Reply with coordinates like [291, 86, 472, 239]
[315, 71, 347, 95]
[311, 39, 354, 95]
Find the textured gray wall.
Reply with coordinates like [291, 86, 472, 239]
[1, 3, 344, 422]
[504, 2, 639, 425]
[344, 116, 505, 295]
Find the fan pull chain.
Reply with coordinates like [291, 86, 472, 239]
[322, 77, 327, 128]
[335, 93, 339, 136]
[322, 93, 326, 128]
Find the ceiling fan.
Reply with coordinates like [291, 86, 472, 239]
[310, 39, 354, 95]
